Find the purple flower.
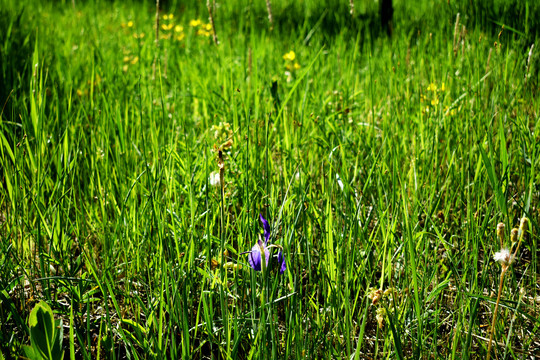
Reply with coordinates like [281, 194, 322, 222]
[242, 214, 286, 274]
[247, 237, 270, 271]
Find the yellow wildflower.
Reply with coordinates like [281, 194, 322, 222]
[176, 33, 185, 41]
[133, 32, 145, 39]
[123, 56, 131, 63]
[205, 23, 212, 31]
[427, 83, 437, 92]
[293, 62, 301, 70]
[196, 29, 211, 37]
[174, 25, 184, 33]
[162, 23, 174, 31]
[440, 82, 446, 91]
[190, 19, 202, 27]
[431, 97, 439, 106]
[283, 50, 296, 61]
[444, 106, 456, 116]
[127, 21, 133, 28]
[130, 56, 139, 65]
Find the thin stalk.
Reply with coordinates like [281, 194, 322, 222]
[207, 0, 219, 45]
[152, 0, 160, 80]
[486, 267, 507, 360]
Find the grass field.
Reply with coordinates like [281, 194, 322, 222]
[1, 0, 539, 358]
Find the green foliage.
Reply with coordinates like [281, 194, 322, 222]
[23, 301, 64, 360]
[0, 0, 539, 358]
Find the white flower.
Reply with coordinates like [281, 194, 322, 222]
[493, 248, 514, 267]
[336, 173, 344, 191]
[209, 171, 220, 187]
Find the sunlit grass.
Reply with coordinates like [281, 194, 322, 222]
[0, 0, 539, 359]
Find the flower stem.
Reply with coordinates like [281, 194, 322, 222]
[486, 267, 506, 360]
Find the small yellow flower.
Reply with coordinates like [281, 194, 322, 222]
[445, 106, 456, 115]
[196, 29, 211, 37]
[127, 21, 134, 28]
[162, 14, 169, 20]
[431, 97, 439, 106]
[167, 13, 174, 19]
[162, 23, 174, 31]
[123, 56, 131, 63]
[159, 33, 171, 40]
[133, 32, 145, 39]
[190, 19, 202, 27]
[176, 33, 185, 41]
[122, 64, 129, 72]
[293, 62, 301, 70]
[440, 82, 446, 91]
[130, 56, 139, 65]
[205, 23, 213, 31]
[283, 50, 296, 61]
[427, 83, 437, 92]
[174, 25, 184, 33]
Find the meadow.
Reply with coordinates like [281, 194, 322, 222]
[1, 0, 539, 358]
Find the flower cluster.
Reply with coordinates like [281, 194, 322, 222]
[493, 218, 527, 271]
[160, 13, 185, 41]
[190, 19, 213, 37]
[421, 82, 445, 114]
[283, 50, 301, 83]
[242, 214, 286, 274]
[367, 287, 396, 329]
[283, 51, 301, 71]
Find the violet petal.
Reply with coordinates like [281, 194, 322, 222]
[259, 214, 271, 245]
[278, 250, 286, 274]
[247, 239, 270, 271]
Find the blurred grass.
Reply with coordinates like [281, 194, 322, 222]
[0, 0, 539, 359]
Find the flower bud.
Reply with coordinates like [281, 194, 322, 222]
[518, 217, 528, 239]
[496, 222, 505, 246]
[511, 228, 518, 244]
[496, 222, 505, 236]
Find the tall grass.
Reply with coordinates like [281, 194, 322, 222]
[1, 0, 539, 359]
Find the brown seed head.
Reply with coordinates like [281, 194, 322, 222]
[510, 228, 518, 244]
